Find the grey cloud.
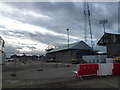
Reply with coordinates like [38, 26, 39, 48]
[0, 25, 6, 28]
[1, 2, 118, 55]
[6, 2, 118, 36]
[4, 44, 18, 57]
[1, 30, 25, 39]
[17, 47, 23, 49]
[28, 31, 68, 45]
[27, 46, 36, 49]
[1, 28, 68, 47]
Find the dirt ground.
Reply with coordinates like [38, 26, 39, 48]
[2, 61, 120, 88]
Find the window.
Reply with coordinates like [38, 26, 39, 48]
[89, 59, 91, 63]
[93, 59, 95, 63]
[97, 59, 99, 63]
[112, 35, 116, 43]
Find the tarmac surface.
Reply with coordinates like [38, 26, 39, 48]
[2, 61, 120, 88]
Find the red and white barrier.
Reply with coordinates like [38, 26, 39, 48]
[74, 63, 120, 78]
[97, 63, 113, 76]
[75, 64, 99, 77]
[112, 63, 120, 75]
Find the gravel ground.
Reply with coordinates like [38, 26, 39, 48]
[2, 61, 120, 88]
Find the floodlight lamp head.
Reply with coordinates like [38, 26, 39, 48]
[99, 20, 107, 24]
[66, 29, 69, 31]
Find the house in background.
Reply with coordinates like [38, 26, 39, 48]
[46, 41, 97, 63]
[0, 36, 5, 64]
[10, 53, 40, 62]
[97, 33, 120, 58]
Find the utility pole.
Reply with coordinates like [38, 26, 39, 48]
[55, 51, 58, 68]
[99, 20, 107, 34]
[67, 29, 69, 49]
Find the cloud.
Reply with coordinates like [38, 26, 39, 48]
[0, 2, 118, 57]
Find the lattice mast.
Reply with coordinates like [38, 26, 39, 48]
[84, 1, 87, 43]
[84, 1, 94, 49]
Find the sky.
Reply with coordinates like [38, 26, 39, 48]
[0, 1, 118, 57]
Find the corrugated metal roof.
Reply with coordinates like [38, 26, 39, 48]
[49, 41, 92, 53]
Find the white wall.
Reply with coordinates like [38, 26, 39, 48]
[83, 55, 107, 63]
[0, 51, 2, 64]
[0, 38, 4, 51]
[0, 37, 5, 64]
[0, 51, 5, 64]
[106, 58, 114, 63]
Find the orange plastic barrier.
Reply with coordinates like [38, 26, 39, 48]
[112, 63, 120, 75]
[76, 64, 99, 77]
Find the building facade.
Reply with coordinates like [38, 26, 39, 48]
[0, 36, 5, 64]
[97, 33, 120, 58]
[46, 41, 96, 63]
[83, 54, 107, 64]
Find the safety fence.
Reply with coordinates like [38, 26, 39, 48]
[113, 63, 120, 75]
[76, 64, 98, 77]
[74, 63, 120, 78]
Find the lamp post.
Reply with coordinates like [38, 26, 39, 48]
[66, 29, 70, 63]
[99, 20, 107, 34]
[66, 29, 69, 49]
[55, 51, 58, 68]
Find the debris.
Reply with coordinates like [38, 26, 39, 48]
[37, 68, 43, 71]
[10, 72, 16, 77]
